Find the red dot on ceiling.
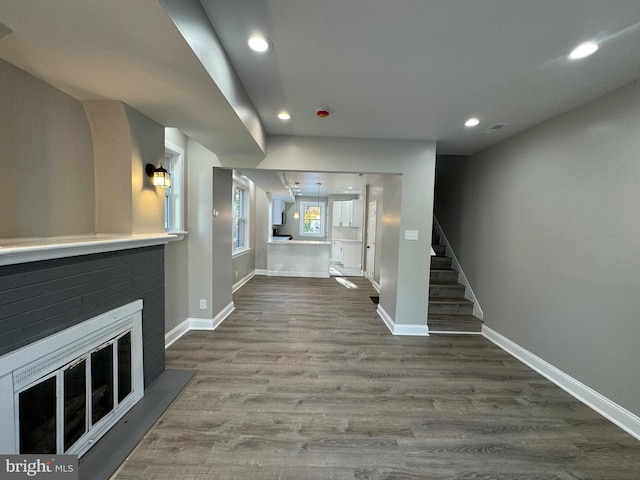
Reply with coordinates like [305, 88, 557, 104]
[316, 109, 330, 118]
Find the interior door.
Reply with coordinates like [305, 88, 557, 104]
[365, 200, 377, 280]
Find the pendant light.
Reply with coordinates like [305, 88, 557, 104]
[293, 182, 300, 219]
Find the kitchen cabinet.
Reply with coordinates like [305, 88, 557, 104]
[332, 200, 363, 227]
[332, 240, 343, 263]
[342, 241, 362, 268]
[332, 202, 342, 227]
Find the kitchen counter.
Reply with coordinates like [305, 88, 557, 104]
[268, 239, 331, 245]
[267, 240, 331, 277]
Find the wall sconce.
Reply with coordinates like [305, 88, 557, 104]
[293, 211, 300, 219]
[145, 164, 171, 188]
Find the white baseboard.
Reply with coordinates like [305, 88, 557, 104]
[255, 269, 267, 276]
[368, 277, 381, 293]
[429, 330, 481, 335]
[483, 325, 640, 441]
[377, 304, 429, 336]
[266, 271, 329, 278]
[164, 301, 235, 349]
[233, 271, 255, 292]
[164, 319, 190, 348]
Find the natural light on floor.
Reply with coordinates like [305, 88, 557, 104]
[335, 277, 358, 289]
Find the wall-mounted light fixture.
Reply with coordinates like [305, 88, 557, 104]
[145, 163, 171, 188]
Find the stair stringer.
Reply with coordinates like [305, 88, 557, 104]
[432, 217, 484, 320]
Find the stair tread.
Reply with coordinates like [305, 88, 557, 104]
[429, 312, 481, 319]
[429, 297, 473, 304]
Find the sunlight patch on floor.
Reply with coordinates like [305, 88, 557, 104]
[335, 277, 358, 289]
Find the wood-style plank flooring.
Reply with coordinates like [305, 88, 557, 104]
[114, 276, 640, 479]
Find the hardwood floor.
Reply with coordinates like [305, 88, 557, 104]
[114, 276, 640, 479]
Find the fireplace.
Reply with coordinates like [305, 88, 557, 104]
[0, 300, 144, 457]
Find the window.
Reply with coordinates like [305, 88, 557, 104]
[233, 174, 250, 254]
[164, 138, 185, 232]
[299, 201, 326, 237]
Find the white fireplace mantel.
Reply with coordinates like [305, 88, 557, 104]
[0, 233, 179, 266]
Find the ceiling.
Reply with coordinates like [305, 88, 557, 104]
[238, 169, 382, 201]
[2, 1, 640, 195]
[201, 0, 640, 155]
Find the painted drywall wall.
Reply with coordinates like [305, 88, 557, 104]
[230, 135, 436, 327]
[83, 101, 133, 234]
[253, 186, 270, 272]
[0, 60, 95, 238]
[186, 138, 222, 318]
[379, 174, 402, 319]
[212, 168, 234, 314]
[367, 177, 386, 287]
[123, 105, 165, 234]
[164, 128, 190, 333]
[434, 78, 640, 415]
[84, 100, 165, 235]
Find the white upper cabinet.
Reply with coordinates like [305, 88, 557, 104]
[332, 200, 363, 227]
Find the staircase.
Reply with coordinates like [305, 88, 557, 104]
[428, 231, 483, 333]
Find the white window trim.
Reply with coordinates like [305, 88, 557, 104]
[233, 173, 251, 256]
[164, 139, 185, 233]
[299, 201, 326, 238]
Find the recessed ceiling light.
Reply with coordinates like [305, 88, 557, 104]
[277, 111, 292, 121]
[248, 34, 272, 53]
[568, 41, 598, 60]
[464, 118, 480, 127]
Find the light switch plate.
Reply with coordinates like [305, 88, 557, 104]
[404, 230, 419, 241]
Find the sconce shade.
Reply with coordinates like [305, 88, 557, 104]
[146, 163, 171, 188]
[293, 211, 300, 219]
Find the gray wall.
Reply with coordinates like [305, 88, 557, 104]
[186, 139, 223, 319]
[253, 186, 270, 273]
[211, 168, 233, 315]
[379, 175, 402, 317]
[0, 60, 95, 238]
[434, 78, 640, 416]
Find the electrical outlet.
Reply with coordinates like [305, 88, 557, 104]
[199, 299, 206, 310]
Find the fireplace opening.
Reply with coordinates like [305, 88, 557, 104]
[0, 301, 144, 457]
[19, 375, 57, 454]
[65, 358, 87, 452]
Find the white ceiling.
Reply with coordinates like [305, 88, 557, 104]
[239, 169, 382, 201]
[201, 0, 640, 155]
[2, 1, 640, 195]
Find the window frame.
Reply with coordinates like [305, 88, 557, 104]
[299, 201, 326, 238]
[232, 174, 251, 256]
[163, 139, 185, 233]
